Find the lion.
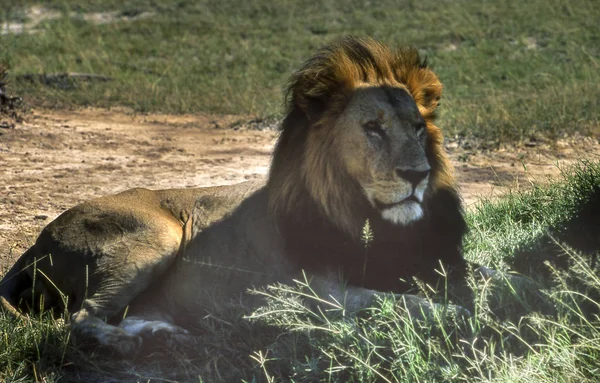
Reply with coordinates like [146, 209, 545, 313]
[0, 37, 468, 355]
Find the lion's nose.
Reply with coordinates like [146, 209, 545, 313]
[395, 168, 430, 187]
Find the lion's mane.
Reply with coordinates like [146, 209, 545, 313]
[267, 37, 467, 292]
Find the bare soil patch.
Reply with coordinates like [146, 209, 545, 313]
[1, 6, 154, 35]
[1, 108, 599, 270]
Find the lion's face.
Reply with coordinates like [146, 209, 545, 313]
[271, 38, 454, 236]
[333, 86, 430, 226]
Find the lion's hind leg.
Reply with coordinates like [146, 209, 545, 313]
[27, 196, 193, 355]
[67, 270, 186, 356]
[65, 241, 185, 356]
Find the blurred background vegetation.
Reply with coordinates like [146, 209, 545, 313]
[1, 0, 598, 144]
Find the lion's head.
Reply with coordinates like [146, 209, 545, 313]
[268, 37, 458, 237]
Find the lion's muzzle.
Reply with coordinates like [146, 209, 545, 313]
[395, 168, 430, 189]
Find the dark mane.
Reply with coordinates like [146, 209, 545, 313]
[266, 37, 467, 291]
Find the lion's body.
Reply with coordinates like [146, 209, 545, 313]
[0, 37, 467, 354]
[1, 183, 268, 318]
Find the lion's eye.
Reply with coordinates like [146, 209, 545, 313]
[363, 121, 385, 139]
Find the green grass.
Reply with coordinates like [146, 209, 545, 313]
[2, 161, 600, 382]
[1, 0, 599, 143]
[1, 1, 600, 381]
[465, 161, 600, 265]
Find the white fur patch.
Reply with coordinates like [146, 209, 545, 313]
[120, 317, 188, 336]
[362, 174, 428, 226]
[381, 201, 423, 225]
[414, 178, 427, 201]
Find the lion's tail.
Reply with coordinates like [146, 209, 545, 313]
[0, 246, 35, 318]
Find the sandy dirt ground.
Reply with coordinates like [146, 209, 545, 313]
[1, 108, 599, 270]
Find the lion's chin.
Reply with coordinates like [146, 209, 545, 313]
[380, 201, 423, 225]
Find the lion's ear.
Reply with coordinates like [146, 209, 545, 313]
[421, 80, 442, 109]
[290, 65, 349, 124]
[405, 69, 443, 118]
[291, 76, 329, 123]
[293, 88, 329, 124]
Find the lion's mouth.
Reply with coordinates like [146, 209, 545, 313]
[374, 195, 420, 211]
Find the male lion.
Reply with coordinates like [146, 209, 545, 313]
[0, 37, 468, 355]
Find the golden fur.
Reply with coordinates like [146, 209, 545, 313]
[0, 37, 467, 355]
